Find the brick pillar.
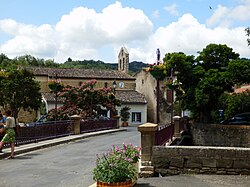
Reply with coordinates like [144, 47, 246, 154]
[173, 116, 181, 137]
[138, 123, 158, 166]
[70, 115, 81, 135]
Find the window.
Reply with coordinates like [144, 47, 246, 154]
[132, 112, 141, 123]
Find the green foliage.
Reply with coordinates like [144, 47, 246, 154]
[129, 61, 149, 73]
[0, 53, 148, 74]
[62, 59, 116, 70]
[227, 59, 250, 85]
[0, 69, 42, 119]
[163, 44, 249, 123]
[245, 27, 250, 46]
[196, 44, 239, 71]
[219, 90, 250, 120]
[93, 144, 139, 183]
[120, 106, 130, 122]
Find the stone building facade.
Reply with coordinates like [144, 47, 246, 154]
[135, 69, 173, 125]
[22, 47, 147, 125]
[118, 46, 129, 74]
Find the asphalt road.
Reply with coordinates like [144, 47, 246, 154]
[0, 127, 140, 187]
[0, 127, 250, 187]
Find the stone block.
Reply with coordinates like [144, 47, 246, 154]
[169, 158, 184, 168]
[186, 158, 202, 168]
[202, 159, 216, 168]
[216, 159, 233, 168]
[216, 170, 227, 175]
[140, 166, 154, 172]
[233, 160, 250, 169]
[139, 171, 155, 178]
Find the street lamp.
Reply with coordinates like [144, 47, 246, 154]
[112, 80, 117, 95]
[111, 80, 117, 118]
[156, 49, 160, 124]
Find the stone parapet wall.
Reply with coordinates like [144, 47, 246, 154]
[191, 123, 250, 147]
[152, 146, 250, 176]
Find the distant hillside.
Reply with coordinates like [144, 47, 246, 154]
[62, 59, 149, 73]
[129, 61, 149, 73]
[62, 59, 116, 70]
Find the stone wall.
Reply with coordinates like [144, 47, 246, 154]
[152, 146, 250, 176]
[191, 123, 250, 147]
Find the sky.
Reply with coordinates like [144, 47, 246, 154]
[0, 0, 250, 64]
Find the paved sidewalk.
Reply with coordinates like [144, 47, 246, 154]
[90, 174, 250, 187]
[0, 128, 126, 159]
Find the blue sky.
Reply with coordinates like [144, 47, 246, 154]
[0, 0, 249, 63]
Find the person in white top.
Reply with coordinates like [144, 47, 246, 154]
[0, 110, 15, 159]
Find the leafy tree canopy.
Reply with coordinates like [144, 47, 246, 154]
[162, 44, 249, 123]
[0, 69, 42, 119]
[196, 44, 239, 71]
[245, 27, 250, 46]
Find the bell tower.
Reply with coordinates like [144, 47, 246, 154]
[118, 47, 129, 74]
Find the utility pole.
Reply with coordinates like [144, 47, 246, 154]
[55, 73, 58, 122]
[156, 48, 160, 124]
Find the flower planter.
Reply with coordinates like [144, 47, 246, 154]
[97, 180, 136, 187]
[149, 69, 165, 80]
[122, 122, 128, 127]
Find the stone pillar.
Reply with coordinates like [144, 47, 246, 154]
[113, 115, 120, 128]
[138, 123, 158, 166]
[173, 116, 181, 137]
[70, 115, 81, 135]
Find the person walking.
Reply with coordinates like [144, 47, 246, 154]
[0, 110, 15, 158]
[0, 113, 5, 153]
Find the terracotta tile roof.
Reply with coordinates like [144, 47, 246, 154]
[234, 84, 250, 93]
[42, 90, 147, 105]
[116, 90, 147, 104]
[26, 67, 135, 80]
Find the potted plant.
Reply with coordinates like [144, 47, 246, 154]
[48, 79, 64, 92]
[93, 143, 141, 187]
[120, 106, 131, 127]
[148, 63, 167, 80]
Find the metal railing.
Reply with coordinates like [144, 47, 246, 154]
[80, 119, 117, 133]
[2, 119, 117, 148]
[14, 120, 74, 146]
[155, 123, 174, 146]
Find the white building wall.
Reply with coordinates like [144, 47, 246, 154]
[116, 103, 147, 126]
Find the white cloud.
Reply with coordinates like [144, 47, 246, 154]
[0, 19, 58, 58]
[130, 14, 249, 64]
[206, 2, 250, 27]
[0, 1, 249, 64]
[164, 3, 179, 16]
[0, 1, 153, 62]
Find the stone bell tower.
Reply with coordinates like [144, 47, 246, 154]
[118, 46, 129, 74]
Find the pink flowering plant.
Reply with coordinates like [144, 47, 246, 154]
[113, 143, 141, 163]
[93, 143, 141, 183]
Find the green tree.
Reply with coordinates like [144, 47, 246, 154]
[196, 44, 239, 71]
[163, 44, 246, 123]
[0, 69, 42, 119]
[219, 91, 250, 120]
[227, 59, 250, 85]
[245, 27, 250, 46]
